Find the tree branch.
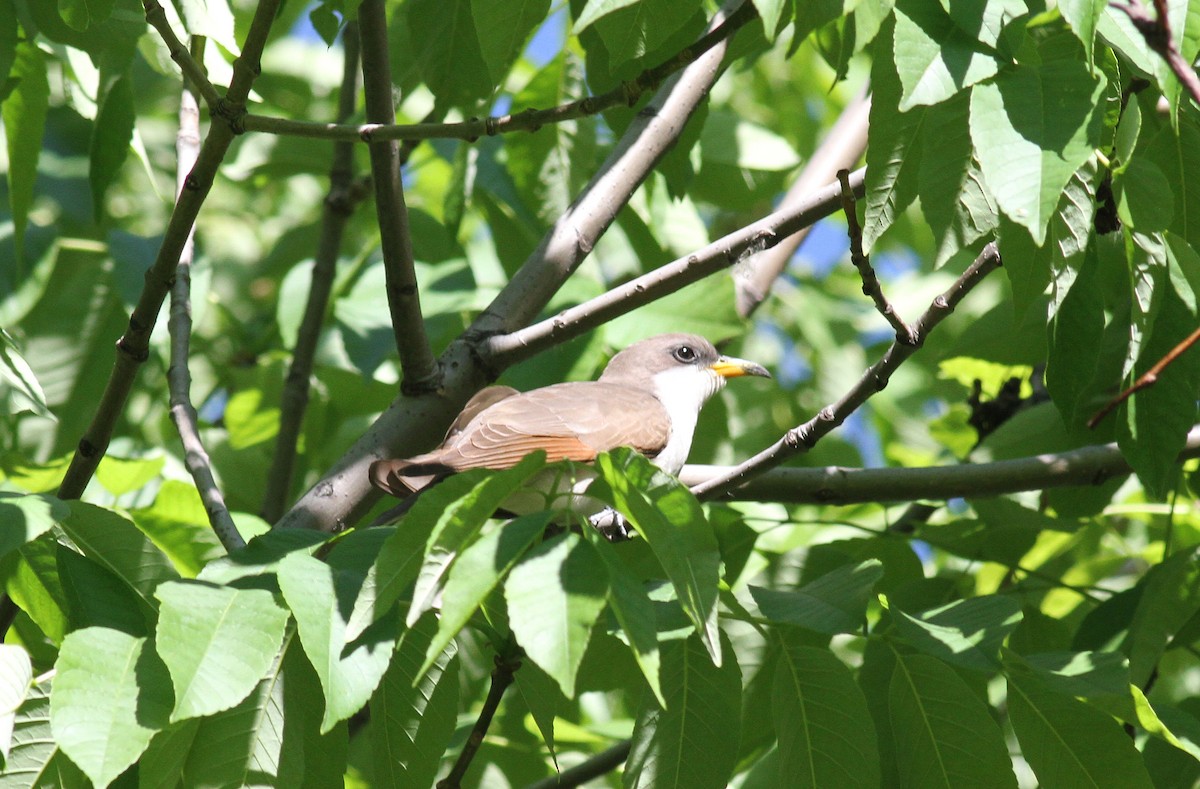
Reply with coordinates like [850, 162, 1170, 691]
[261, 23, 365, 524]
[239, 2, 758, 144]
[277, 2, 747, 531]
[1087, 325, 1200, 428]
[438, 650, 521, 789]
[167, 43, 245, 553]
[524, 741, 633, 789]
[1113, 0, 1200, 107]
[58, 0, 282, 500]
[839, 168, 916, 345]
[141, 0, 221, 110]
[734, 89, 870, 317]
[691, 242, 1003, 501]
[358, 0, 439, 394]
[679, 425, 1200, 503]
[483, 168, 866, 368]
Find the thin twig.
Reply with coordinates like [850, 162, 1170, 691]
[1087, 325, 1200, 428]
[58, 0, 282, 500]
[691, 243, 1003, 501]
[167, 39, 245, 552]
[524, 741, 633, 789]
[483, 168, 866, 368]
[261, 24, 365, 524]
[438, 651, 522, 789]
[240, 2, 758, 144]
[277, 2, 747, 532]
[735, 89, 871, 317]
[358, 0, 439, 395]
[142, 0, 222, 110]
[679, 424, 1200, 503]
[1113, 0, 1200, 107]
[838, 169, 916, 345]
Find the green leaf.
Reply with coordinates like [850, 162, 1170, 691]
[1125, 548, 1200, 686]
[425, 512, 550, 678]
[1118, 236, 1200, 498]
[624, 631, 741, 789]
[57, 501, 179, 620]
[472, 0, 550, 84]
[50, 627, 172, 787]
[0, 494, 64, 562]
[370, 615, 459, 789]
[406, 0, 493, 107]
[2, 41, 49, 262]
[7, 536, 69, 646]
[697, 110, 801, 171]
[889, 653, 1017, 789]
[593, 0, 701, 70]
[749, 560, 883, 635]
[917, 91, 999, 265]
[154, 580, 290, 722]
[1144, 112, 1200, 249]
[130, 480, 226, 577]
[0, 329, 53, 419]
[277, 552, 398, 733]
[57, 547, 149, 635]
[592, 534, 663, 706]
[1115, 157, 1173, 232]
[893, 0, 1000, 110]
[505, 532, 608, 698]
[970, 62, 1105, 244]
[223, 388, 280, 449]
[573, 0, 639, 31]
[891, 595, 1022, 673]
[1007, 667, 1154, 789]
[94, 455, 164, 498]
[864, 17, 925, 247]
[0, 644, 33, 760]
[772, 638, 879, 789]
[505, 52, 598, 224]
[4, 680, 89, 788]
[592, 449, 721, 664]
[1060, 0, 1104, 60]
[88, 70, 134, 222]
[405, 453, 546, 626]
[1047, 233, 1130, 427]
[139, 642, 336, 788]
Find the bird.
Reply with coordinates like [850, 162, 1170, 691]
[369, 333, 770, 529]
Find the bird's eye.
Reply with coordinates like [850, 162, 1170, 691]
[673, 345, 697, 363]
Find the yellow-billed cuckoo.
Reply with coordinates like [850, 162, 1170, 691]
[369, 333, 770, 529]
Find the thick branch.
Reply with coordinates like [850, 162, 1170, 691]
[483, 168, 866, 368]
[734, 89, 870, 317]
[679, 425, 1200, 503]
[358, 0, 438, 394]
[58, 0, 281, 500]
[261, 24, 364, 524]
[691, 243, 1003, 501]
[239, 2, 757, 144]
[276, 4, 744, 531]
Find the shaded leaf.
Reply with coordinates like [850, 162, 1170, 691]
[505, 532, 608, 697]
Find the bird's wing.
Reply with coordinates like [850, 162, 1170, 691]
[439, 382, 671, 469]
[368, 382, 670, 497]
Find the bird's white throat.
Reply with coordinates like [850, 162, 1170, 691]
[646, 365, 726, 474]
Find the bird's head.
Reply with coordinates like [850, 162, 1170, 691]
[600, 333, 771, 414]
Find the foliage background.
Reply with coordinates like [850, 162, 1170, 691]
[2, 0, 1200, 786]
